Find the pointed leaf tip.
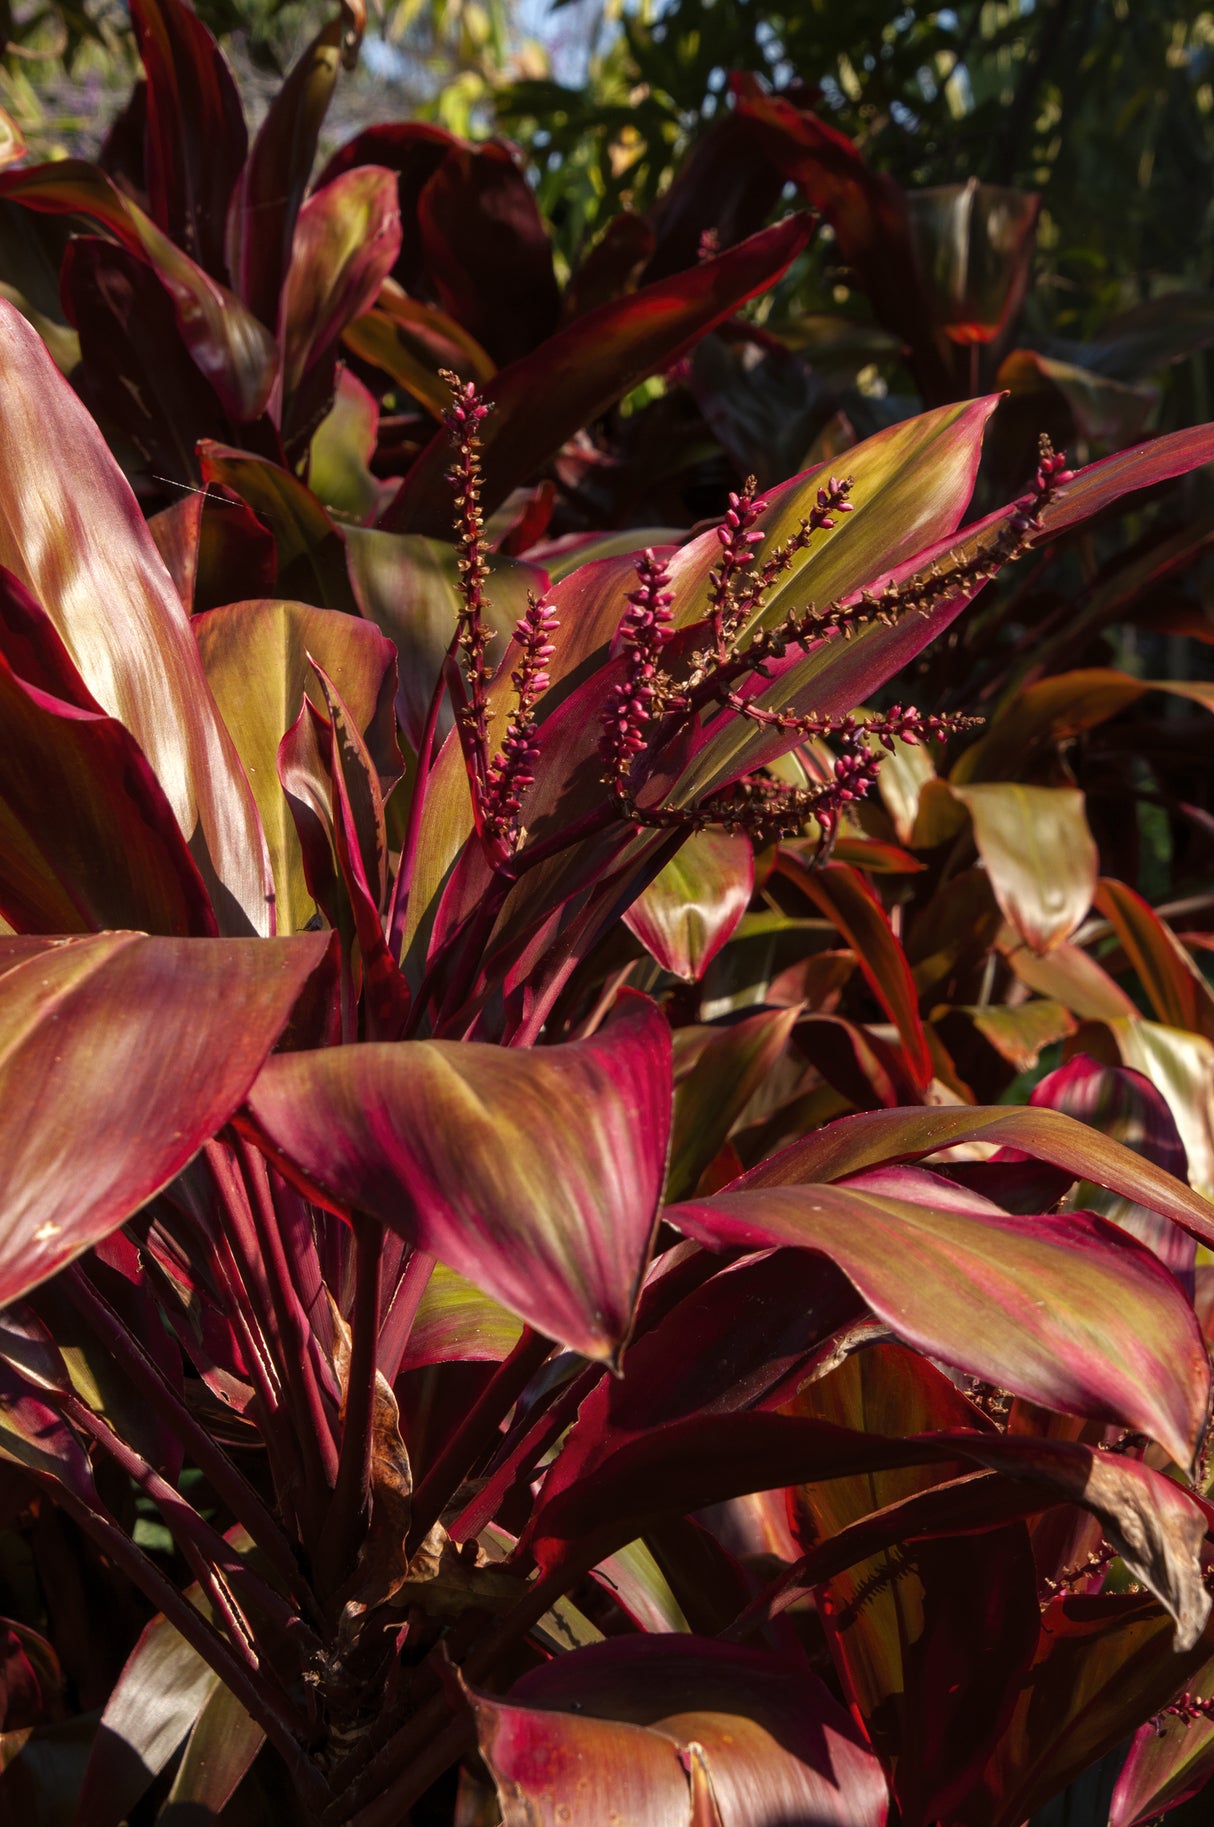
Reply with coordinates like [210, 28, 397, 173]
[245, 994, 673, 1360]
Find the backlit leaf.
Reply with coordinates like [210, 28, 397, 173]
[951, 784, 1096, 954]
[194, 598, 398, 932]
[624, 829, 754, 982]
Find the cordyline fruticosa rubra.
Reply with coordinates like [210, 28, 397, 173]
[6, 5, 1214, 1825]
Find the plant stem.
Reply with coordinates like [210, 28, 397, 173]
[376, 1247, 435, 1382]
[63, 1265, 306, 1602]
[64, 1396, 305, 1651]
[387, 634, 455, 959]
[31, 1468, 328, 1812]
[325, 1563, 574, 1824]
[406, 1328, 551, 1551]
[235, 1134, 341, 1500]
[316, 1213, 383, 1595]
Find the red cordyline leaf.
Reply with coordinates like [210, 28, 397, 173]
[0, 568, 215, 937]
[787, 1346, 1039, 1827]
[1109, 1647, 1214, 1826]
[730, 74, 950, 400]
[473, 1637, 888, 1827]
[1094, 876, 1214, 1041]
[193, 597, 400, 935]
[959, 1594, 1214, 1827]
[1031, 1054, 1197, 1291]
[0, 163, 277, 422]
[780, 857, 932, 1088]
[0, 930, 326, 1308]
[61, 236, 234, 488]
[415, 139, 561, 367]
[624, 827, 754, 982]
[243, 993, 672, 1362]
[225, 17, 343, 329]
[195, 442, 357, 613]
[667, 1169, 1208, 1468]
[522, 1406, 1209, 1646]
[666, 1005, 801, 1200]
[382, 214, 815, 534]
[0, 301, 274, 933]
[738, 1103, 1214, 1241]
[128, 0, 247, 278]
[277, 164, 403, 434]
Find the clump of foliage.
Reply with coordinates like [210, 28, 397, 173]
[3, 4, 1214, 1825]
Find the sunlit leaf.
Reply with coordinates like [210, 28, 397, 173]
[244, 994, 672, 1362]
[951, 784, 1096, 954]
[0, 930, 325, 1306]
[669, 1168, 1209, 1465]
[0, 303, 273, 932]
[194, 598, 398, 932]
[625, 829, 754, 982]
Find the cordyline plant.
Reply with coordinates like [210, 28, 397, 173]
[6, 163, 1214, 1826]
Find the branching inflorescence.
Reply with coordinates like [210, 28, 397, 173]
[441, 375, 1070, 862]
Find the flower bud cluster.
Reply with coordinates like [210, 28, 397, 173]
[484, 596, 559, 856]
[1007, 439, 1072, 536]
[707, 477, 767, 657]
[599, 549, 676, 790]
[441, 372, 493, 798]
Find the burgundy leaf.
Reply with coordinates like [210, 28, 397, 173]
[1031, 1055, 1197, 1291]
[788, 1346, 1038, 1827]
[780, 857, 932, 1087]
[382, 214, 814, 534]
[731, 74, 949, 400]
[667, 1006, 800, 1200]
[0, 163, 278, 422]
[62, 235, 232, 485]
[129, 0, 247, 277]
[244, 994, 672, 1361]
[904, 180, 1040, 347]
[197, 443, 356, 612]
[0, 567, 215, 935]
[667, 1173, 1209, 1467]
[738, 1103, 1214, 1243]
[642, 108, 786, 283]
[0, 930, 325, 1306]
[526, 1402, 1207, 1647]
[417, 140, 561, 366]
[314, 121, 459, 296]
[225, 17, 342, 328]
[956, 1594, 1214, 1827]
